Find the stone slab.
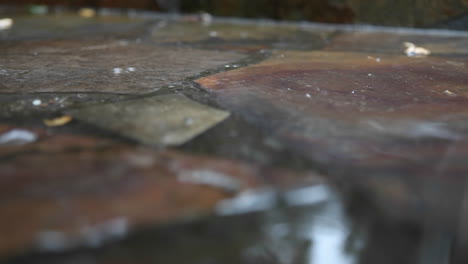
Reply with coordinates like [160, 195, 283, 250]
[0, 40, 245, 94]
[67, 94, 230, 146]
[196, 50, 468, 222]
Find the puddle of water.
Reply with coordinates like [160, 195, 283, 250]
[4, 185, 368, 264]
[3, 183, 431, 264]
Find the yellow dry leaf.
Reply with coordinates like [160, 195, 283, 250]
[78, 8, 96, 18]
[44, 116, 73, 127]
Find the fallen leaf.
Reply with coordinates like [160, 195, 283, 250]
[43, 116, 73, 127]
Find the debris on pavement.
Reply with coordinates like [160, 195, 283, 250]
[78, 8, 96, 18]
[43, 115, 73, 127]
[404, 42, 431, 57]
[443, 90, 457, 97]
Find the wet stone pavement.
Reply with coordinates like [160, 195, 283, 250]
[1, 8, 468, 264]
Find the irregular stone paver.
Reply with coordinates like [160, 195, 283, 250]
[0, 40, 245, 94]
[198, 51, 468, 122]
[67, 94, 230, 146]
[0, 126, 322, 257]
[152, 21, 329, 51]
[0, 14, 148, 41]
[196, 50, 468, 221]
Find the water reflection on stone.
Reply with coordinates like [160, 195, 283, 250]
[6, 185, 370, 264]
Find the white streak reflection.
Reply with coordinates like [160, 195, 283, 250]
[0, 129, 37, 145]
[216, 188, 276, 215]
[284, 185, 330, 206]
[306, 201, 355, 264]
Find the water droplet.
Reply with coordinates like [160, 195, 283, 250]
[200, 12, 213, 26]
[184, 117, 194, 126]
[404, 42, 431, 57]
[32, 99, 42, 106]
[119, 40, 129, 46]
[0, 18, 13, 30]
[113, 68, 122, 75]
[443, 90, 457, 96]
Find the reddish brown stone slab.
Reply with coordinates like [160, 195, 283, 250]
[197, 51, 468, 121]
[0, 127, 322, 257]
[196, 51, 468, 222]
[0, 148, 234, 256]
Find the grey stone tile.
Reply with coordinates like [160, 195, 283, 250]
[68, 94, 230, 146]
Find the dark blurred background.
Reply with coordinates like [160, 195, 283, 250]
[1, 0, 468, 29]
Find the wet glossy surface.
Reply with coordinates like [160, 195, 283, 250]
[1, 9, 468, 264]
[0, 124, 324, 256]
[0, 39, 245, 94]
[196, 50, 468, 223]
